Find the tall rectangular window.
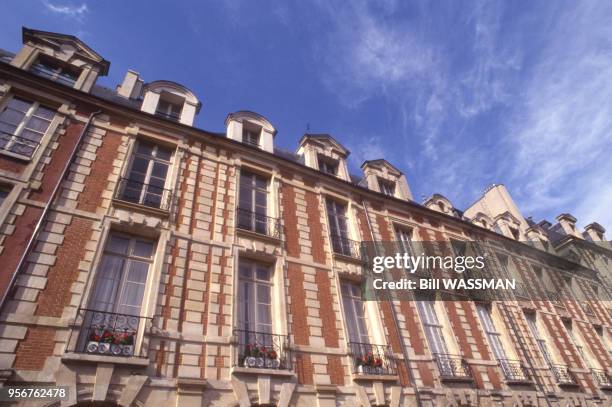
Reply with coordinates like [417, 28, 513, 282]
[89, 233, 156, 316]
[476, 304, 507, 361]
[120, 140, 173, 209]
[395, 226, 413, 256]
[0, 96, 55, 158]
[326, 198, 351, 256]
[525, 313, 553, 366]
[416, 297, 449, 355]
[378, 178, 395, 196]
[237, 259, 272, 334]
[237, 170, 269, 235]
[341, 281, 369, 343]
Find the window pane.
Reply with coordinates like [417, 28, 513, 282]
[133, 240, 155, 258]
[0, 109, 25, 127]
[8, 98, 32, 113]
[256, 267, 270, 281]
[107, 235, 130, 254]
[34, 106, 55, 120]
[25, 116, 51, 133]
[151, 162, 168, 178]
[136, 141, 154, 156]
[257, 284, 270, 304]
[130, 157, 149, 174]
[156, 146, 172, 161]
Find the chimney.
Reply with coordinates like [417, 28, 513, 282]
[117, 70, 143, 99]
[556, 213, 581, 238]
[584, 222, 606, 242]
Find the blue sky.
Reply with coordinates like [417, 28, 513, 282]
[2, 1, 612, 232]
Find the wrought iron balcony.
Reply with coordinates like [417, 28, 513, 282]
[30, 63, 77, 87]
[114, 177, 172, 211]
[434, 353, 472, 380]
[591, 368, 612, 389]
[0, 131, 41, 158]
[154, 110, 181, 122]
[67, 308, 150, 358]
[348, 342, 397, 376]
[236, 208, 281, 239]
[551, 364, 577, 386]
[233, 329, 290, 370]
[498, 359, 530, 383]
[330, 234, 362, 259]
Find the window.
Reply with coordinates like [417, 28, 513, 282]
[30, 55, 80, 87]
[237, 170, 269, 235]
[525, 313, 553, 366]
[237, 259, 272, 334]
[438, 202, 446, 212]
[155, 99, 182, 121]
[0, 96, 55, 158]
[395, 226, 413, 256]
[119, 140, 173, 209]
[416, 296, 449, 355]
[341, 281, 369, 343]
[326, 198, 353, 256]
[89, 233, 156, 316]
[378, 178, 395, 196]
[0, 187, 9, 206]
[243, 128, 260, 147]
[318, 155, 338, 176]
[476, 304, 507, 361]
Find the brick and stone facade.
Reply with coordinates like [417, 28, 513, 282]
[0, 28, 610, 406]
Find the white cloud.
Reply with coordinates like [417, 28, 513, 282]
[506, 2, 612, 231]
[43, 1, 88, 21]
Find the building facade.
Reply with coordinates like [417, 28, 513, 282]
[0, 28, 610, 406]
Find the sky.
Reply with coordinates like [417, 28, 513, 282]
[2, 0, 612, 233]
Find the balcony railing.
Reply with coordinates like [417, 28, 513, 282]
[551, 364, 577, 386]
[67, 308, 150, 358]
[330, 234, 362, 259]
[591, 368, 612, 389]
[348, 342, 397, 376]
[236, 208, 281, 239]
[155, 110, 181, 122]
[0, 131, 40, 158]
[114, 177, 172, 211]
[434, 353, 472, 380]
[498, 359, 530, 383]
[233, 329, 290, 370]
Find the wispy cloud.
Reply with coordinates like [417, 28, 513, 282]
[506, 2, 612, 230]
[43, 1, 88, 22]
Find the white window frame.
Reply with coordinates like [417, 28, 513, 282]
[318, 154, 339, 176]
[0, 95, 55, 160]
[378, 178, 395, 197]
[237, 259, 274, 334]
[341, 280, 370, 344]
[121, 139, 174, 209]
[416, 297, 450, 356]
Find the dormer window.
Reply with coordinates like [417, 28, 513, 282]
[243, 128, 260, 147]
[438, 202, 446, 212]
[29, 55, 80, 87]
[318, 155, 338, 176]
[155, 98, 182, 122]
[509, 227, 520, 240]
[378, 178, 395, 197]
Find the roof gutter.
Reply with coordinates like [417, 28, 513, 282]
[0, 110, 102, 310]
